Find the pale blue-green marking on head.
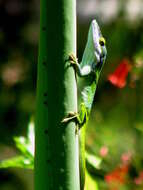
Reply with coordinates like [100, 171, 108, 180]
[80, 19, 103, 68]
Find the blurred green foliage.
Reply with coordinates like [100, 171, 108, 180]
[0, 120, 34, 169]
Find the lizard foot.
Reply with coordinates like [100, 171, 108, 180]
[69, 53, 78, 66]
[61, 111, 78, 123]
[61, 111, 80, 134]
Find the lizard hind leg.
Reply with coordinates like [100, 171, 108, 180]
[78, 103, 88, 128]
[61, 111, 79, 123]
[61, 111, 80, 134]
[61, 103, 87, 124]
[61, 103, 87, 125]
[61, 103, 87, 132]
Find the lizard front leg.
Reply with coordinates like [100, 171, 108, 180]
[69, 54, 92, 77]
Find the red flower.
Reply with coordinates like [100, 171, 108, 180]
[105, 165, 129, 184]
[108, 59, 131, 88]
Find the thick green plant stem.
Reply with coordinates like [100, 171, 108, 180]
[35, 0, 80, 190]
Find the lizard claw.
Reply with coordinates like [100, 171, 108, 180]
[61, 111, 78, 123]
[69, 53, 78, 66]
[61, 111, 79, 134]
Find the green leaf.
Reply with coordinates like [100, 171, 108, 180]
[0, 155, 34, 169]
[86, 152, 102, 170]
[14, 120, 35, 158]
[84, 170, 98, 190]
[27, 119, 35, 156]
[14, 136, 31, 157]
[0, 119, 35, 170]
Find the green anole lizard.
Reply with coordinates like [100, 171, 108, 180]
[62, 19, 107, 190]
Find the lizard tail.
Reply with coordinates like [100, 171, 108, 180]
[79, 126, 86, 190]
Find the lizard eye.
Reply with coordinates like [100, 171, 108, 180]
[99, 37, 106, 46]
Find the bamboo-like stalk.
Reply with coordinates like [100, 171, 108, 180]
[35, 0, 80, 189]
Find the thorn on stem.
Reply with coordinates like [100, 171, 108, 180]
[42, 26, 46, 31]
[43, 100, 48, 106]
[44, 92, 48, 96]
[44, 129, 48, 134]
